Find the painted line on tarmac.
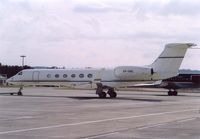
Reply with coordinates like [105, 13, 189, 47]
[137, 117, 196, 130]
[82, 132, 119, 139]
[0, 108, 198, 135]
[176, 117, 196, 123]
[0, 108, 66, 113]
[0, 116, 34, 121]
[82, 117, 197, 139]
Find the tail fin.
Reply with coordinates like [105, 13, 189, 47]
[149, 43, 196, 80]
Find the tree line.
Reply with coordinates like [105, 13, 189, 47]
[0, 63, 31, 78]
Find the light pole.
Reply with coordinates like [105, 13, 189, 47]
[20, 55, 26, 68]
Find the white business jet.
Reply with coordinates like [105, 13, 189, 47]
[7, 43, 196, 98]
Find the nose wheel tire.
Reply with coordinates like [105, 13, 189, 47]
[17, 91, 23, 96]
[17, 87, 23, 96]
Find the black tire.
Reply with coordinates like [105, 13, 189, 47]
[173, 91, 178, 96]
[10, 93, 14, 95]
[108, 91, 117, 98]
[98, 92, 106, 98]
[17, 92, 23, 96]
[168, 91, 173, 96]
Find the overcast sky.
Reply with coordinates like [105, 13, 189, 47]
[0, 0, 199, 69]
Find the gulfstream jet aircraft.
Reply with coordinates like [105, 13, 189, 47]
[7, 43, 196, 98]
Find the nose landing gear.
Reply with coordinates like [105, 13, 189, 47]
[17, 86, 23, 96]
[9, 86, 23, 96]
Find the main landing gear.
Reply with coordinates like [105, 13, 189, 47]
[96, 84, 117, 98]
[168, 89, 178, 96]
[107, 88, 117, 98]
[97, 89, 117, 98]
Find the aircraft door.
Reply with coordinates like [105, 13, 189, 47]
[94, 68, 105, 82]
[32, 71, 40, 82]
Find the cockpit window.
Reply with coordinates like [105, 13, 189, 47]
[18, 72, 22, 75]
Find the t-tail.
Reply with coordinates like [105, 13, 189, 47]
[149, 43, 196, 80]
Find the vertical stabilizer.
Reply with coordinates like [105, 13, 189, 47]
[149, 43, 196, 80]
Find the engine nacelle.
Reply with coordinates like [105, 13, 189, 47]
[114, 66, 153, 80]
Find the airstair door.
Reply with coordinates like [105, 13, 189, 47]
[32, 71, 40, 82]
[94, 68, 105, 83]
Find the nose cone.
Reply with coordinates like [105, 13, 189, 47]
[6, 77, 13, 84]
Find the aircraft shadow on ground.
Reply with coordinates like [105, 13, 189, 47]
[64, 96, 163, 102]
[1, 92, 200, 101]
[0, 92, 162, 102]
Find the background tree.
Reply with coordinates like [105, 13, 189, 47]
[0, 64, 31, 78]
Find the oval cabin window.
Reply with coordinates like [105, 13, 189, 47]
[55, 74, 59, 78]
[47, 74, 51, 78]
[87, 74, 93, 78]
[79, 74, 84, 78]
[63, 74, 67, 78]
[71, 74, 76, 78]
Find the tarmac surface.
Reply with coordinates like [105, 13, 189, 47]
[0, 87, 200, 139]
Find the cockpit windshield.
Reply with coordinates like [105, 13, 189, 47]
[18, 71, 22, 75]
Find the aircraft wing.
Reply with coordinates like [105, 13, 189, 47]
[124, 80, 199, 90]
[125, 80, 162, 88]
